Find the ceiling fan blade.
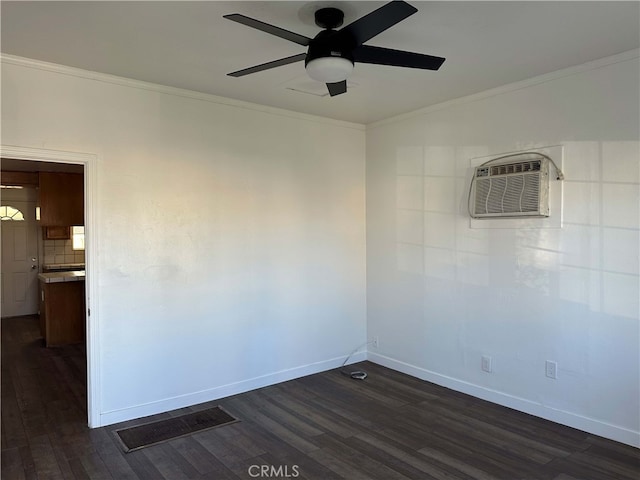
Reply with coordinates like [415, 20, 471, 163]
[353, 45, 445, 70]
[228, 53, 307, 77]
[326, 81, 347, 97]
[337, 1, 417, 47]
[224, 14, 311, 46]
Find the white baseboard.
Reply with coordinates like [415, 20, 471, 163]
[99, 352, 366, 427]
[367, 352, 640, 448]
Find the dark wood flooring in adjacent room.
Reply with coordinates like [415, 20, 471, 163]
[2, 315, 639, 480]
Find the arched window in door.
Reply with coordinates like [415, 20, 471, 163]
[0, 205, 25, 221]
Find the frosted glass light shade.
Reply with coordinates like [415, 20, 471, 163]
[305, 57, 354, 83]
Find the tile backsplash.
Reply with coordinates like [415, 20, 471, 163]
[43, 239, 85, 265]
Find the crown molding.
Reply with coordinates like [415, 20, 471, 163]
[2, 49, 637, 131]
[0, 54, 365, 131]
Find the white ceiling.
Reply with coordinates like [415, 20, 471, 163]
[1, 1, 639, 124]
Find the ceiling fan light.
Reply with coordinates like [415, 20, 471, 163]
[305, 57, 354, 83]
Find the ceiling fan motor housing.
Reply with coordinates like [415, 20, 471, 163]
[305, 30, 355, 66]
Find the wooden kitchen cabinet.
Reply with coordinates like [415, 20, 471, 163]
[39, 279, 85, 347]
[43, 226, 71, 240]
[39, 172, 84, 226]
[39, 282, 46, 339]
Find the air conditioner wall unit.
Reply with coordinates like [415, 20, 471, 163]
[471, 158, 549, 218]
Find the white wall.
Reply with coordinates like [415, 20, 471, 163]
[1, 58, 366, 425]
[3, 50, 639, 447]
[366, 53, 640, 446]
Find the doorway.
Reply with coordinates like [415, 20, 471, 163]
[0, 146, 99, 428]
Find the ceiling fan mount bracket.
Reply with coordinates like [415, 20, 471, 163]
[314, 7, 344, 30]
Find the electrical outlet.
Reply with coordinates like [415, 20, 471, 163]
[545, 360, 557, 379]
[372, 336, 379, 348]
[481, 355, 492, 373]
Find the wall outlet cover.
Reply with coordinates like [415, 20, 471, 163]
[481, 355, 492, 373]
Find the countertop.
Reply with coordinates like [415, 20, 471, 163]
[38, 271, 86, 284]
[42, 263, 85, 270]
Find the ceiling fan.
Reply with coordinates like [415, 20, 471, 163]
[224, 1, 445, 97]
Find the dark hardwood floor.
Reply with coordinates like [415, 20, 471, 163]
[2, 315, 639, 480]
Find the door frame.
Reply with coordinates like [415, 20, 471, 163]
[1, 145, 100, 428]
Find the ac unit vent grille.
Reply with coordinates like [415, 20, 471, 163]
[489, 160, 541, 176]
[471, 158, 549, 218]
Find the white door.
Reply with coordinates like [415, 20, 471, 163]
[1, 200, 39, 318]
